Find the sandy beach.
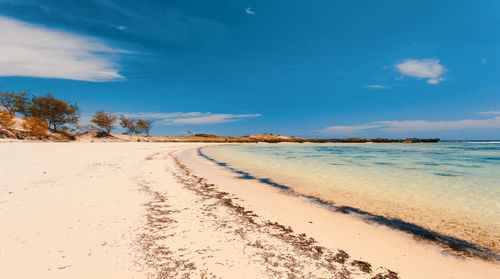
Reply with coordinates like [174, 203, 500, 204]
[1, 142, 499, 278]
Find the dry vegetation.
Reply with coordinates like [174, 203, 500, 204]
[21, 116, 49, 139]
[0, 110, 14, 130]
[90, 110, 117, 134]
[0, 88, 152, 141]
[1, 87, 439, 143]
[0, 90, 78, 140]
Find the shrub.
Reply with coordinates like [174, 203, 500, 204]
[194, 133, 217, 137]
[0, 110, 14, 130]
[21, 116, 49, 139]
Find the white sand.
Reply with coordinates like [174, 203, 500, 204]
[0, 142, 158, 278]
[0, 142, 498, 278]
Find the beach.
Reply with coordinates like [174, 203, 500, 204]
[1, 142, 499, 278]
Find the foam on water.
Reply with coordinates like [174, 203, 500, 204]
[201, 142, 500, 255]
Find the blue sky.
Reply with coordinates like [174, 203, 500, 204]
[0, 0, 499, 139]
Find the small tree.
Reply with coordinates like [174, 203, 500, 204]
[119, 115, 137, 135]
[0, 90, 31, 115]
[91, 110, 117, 134]
[137, 119, 153, 136]
[27, 93, 79, 131]
[21, 116, 49, 139]
[0, 110, 14, 130]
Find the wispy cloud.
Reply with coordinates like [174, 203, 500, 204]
[479, 111, 500, 115]
[364, 85, 391, 89]
[119, 112, 261, 125]
[396, 59, 445, 84]
[0, 16, 125, 81]
[318, 116, 500, 134]
[316, 125, 380, 134]
[246, 7, 255, 15]
[375, 117, 500, 132]
[169, 114, 260, 124]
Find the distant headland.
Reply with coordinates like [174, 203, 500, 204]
[0, 89, 439, 143]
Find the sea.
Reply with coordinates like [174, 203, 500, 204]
[200, 141, 500, 258]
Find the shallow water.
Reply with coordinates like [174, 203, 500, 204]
[201, 142, 500, 254]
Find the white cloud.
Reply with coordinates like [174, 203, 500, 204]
[396, 59, 445, 84]
[0, 16, 125, 81]
[170, 114, 260, 124]
[118, 112, 261, 125]
[318, 116, 500, 134]
[375, 117, 500, 132]
[120, 112, 199, 119]
[246, 7, 255, 15]
[364, 85, 391, 89]
[316, 125, 381, 134]
[426, 78, 440, 84]
[479, 111, 500, 115]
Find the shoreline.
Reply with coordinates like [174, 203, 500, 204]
[1, 142, 498, 278]
[195, 146, 499, 261]
[178, 144, 500, 278]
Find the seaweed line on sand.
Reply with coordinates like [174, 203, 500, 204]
[197, 148, 500, 261]
[149, 152, 400, 278]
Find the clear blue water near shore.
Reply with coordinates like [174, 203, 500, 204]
[201, 141, 500, 254]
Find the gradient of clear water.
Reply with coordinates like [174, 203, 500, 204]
[201, 142, 500, 251]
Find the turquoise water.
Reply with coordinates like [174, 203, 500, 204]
[201, 142, 500, 254]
